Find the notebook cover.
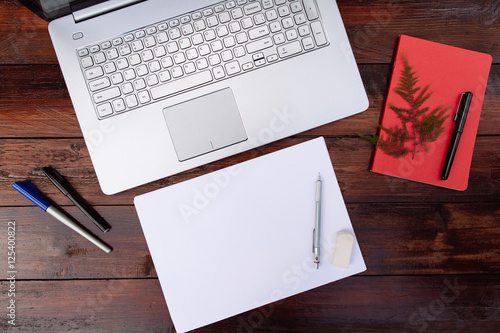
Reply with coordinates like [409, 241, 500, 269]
[371, 35, 492, 190]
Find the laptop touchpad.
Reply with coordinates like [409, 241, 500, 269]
[163, 88, 247, 162]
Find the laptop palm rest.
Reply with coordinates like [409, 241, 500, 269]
[163, 88, 247, 162]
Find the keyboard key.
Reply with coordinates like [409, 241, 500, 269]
[113, 98, 126, 112]
[181, 24, 194, 35]
[124, 69, 136, 80]
[78, 0, 330, 120]
[81, 56, 94, 68]
[131, 40, 144, 52]
[194, 20, 206, 31]
[89, 77, 111, 92]
[96, 103, 113, 117]
[85, 66, 103, 80]
[141, 49, 154, 61]
[311, 21, 327, 46]
[225, 60, 241, 75]
[172, 66, 184, 78]
[246, 37, 273, 53]
[219, 12, 231, 23]
[116, 58, 129, 70]
[106, 48, 119, 59]
[169, 28, 182, 39]
[78, 48, 89, 57]
[111, 73, 124, 84]
[302, 37, 315, 50]
[125, 94, 139, 108]
[291, 1, 303, 13]
[213, 66, 225, 79]
[157, 32, 168, 43]
[94, 52, 106, 64]
[167, 42, 179, 53]
[254, 13, 266, 25]
[149, 60, 161, 72]
[136, 64, 149, 76]
[294, 13, 307, 25]
[192, 33, 204, 45]
[243, 2, 261, 15]
[134, 78, 146, 90]
[119, 44, 131, 56]
[161, 56, 174, 68]
[196, 58, 209, 69]
[303, 0, 319, 20]
[159, 70, 171, 82]
[138, 90, 151, 104]
[93, 87, 121, 103]
[249, 26, 269, 39]
[231, 7, 244, 19]
[183, 62, 196, 74]
[154, 45, 167, 57]
[277, 41, 302, 58]
[142, 70, 157, 85]
[144, 36, 156, 47]
[122, 82, 134, 94]
[150, 70, 213, 99]
[104, 62, 117, 74]
[113, 38, 123, 46]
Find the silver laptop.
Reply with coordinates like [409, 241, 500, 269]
[20, 0, 368, 194]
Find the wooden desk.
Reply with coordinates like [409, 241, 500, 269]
[1, 0, 499, 331]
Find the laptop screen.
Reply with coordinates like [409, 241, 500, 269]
[18, 0, 107, 21]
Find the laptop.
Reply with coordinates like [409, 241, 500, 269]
[19, 0, 369, 195]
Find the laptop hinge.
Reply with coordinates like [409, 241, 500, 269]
[72, 0, 144, 23]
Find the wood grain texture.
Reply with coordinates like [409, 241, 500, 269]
[1, 0, 499, 332]
[0, 276, 498, 332]
[0, 203, 498, 279]
[1, 137, 499, 206]
[1, 0, 499, 64]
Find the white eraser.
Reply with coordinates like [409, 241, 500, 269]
[332, 230, 354, 268]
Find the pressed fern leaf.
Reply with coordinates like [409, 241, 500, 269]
[358, 51, 450, 158]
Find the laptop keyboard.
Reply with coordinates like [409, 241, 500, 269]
[77, 0, 329, 119]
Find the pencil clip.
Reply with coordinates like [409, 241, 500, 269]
[312, 228, 316, 253]
[454, 93, 464, 121]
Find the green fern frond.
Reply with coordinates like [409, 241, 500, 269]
[361, 51, 451, 159]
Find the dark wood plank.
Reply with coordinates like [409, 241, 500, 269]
[0, 0, 55, 65]
[1, 202, 498, 279]
[1, 136, 499, 206]
[0, 275, 498, 332]
[338, 0, 500, 63]
[0, 279, 173, 332]
[1, 0, 499, 332]
[1, 64, 499, 138]
[2, 0, 499, 65]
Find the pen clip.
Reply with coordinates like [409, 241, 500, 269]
[42, 167, 71, 195]
[454, 93, 465, 122]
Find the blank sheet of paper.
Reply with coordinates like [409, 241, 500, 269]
[134, 137, 366, 333]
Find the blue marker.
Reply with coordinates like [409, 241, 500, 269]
[12, 182, 111, 253]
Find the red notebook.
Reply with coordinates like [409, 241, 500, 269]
[371, 35, 492, 190]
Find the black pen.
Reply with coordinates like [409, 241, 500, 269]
[441, 92, 473, 180]
[42, 167, 111, 232]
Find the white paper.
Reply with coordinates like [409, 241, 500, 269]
[134, 137, 366, 333]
